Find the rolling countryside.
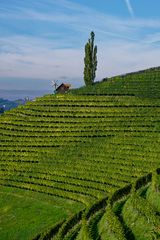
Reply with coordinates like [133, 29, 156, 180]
[0, 67, 160, 240]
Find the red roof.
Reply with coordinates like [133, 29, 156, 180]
[56, 83, 71, 91]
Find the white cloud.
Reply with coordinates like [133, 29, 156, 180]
[0, 0, 160, 89]
[124, 0, 135, 18]
[98, 41, 160, 78]
[0, 35, 160, 90]
[145, 33, 160, 45]
[0, 36, 84, 88]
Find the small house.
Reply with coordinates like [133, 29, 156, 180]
[55, 83, 71, 94]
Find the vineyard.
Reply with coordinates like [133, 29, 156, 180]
[70, 66, 160, 97]
[0, 67, 160, 239]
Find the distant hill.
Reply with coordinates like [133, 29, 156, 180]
[0, 89, 53, 101]
[70, 66, 160, 98]
[0, 98, 25, 114]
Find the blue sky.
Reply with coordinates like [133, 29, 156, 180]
[0, 0, 160, 90]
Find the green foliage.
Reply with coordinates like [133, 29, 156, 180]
[71, 66, 160, 97]
[1, 88, 160, 239]
[98, 203, 126, 240]
[146, 172, 160, 213]
[34, 220, 64, 240]
[151, 170, 160, 192]
[87, 209, 104, 240]
[63, 223, 81, 240]
[76, 219, 92, 240]
[122, 192, 160, 240]
[84, 31, 97, 86]
[54, 211, 83, 240]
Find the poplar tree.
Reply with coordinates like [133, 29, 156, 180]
[84, 31, 97, 86]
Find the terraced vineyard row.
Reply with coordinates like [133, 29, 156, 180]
[0, 93, 160, 239]
[70, 67, 160, 97]
[34, 170, 160, 240]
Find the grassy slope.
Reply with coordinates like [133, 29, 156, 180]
[1, 95, 160, 239]
[0, 67, 160, 239]
[0, 186, 82, 240]
[0, 189, 65, 240]
[121, 174, 160, 240]
[70, 66, 160, 98]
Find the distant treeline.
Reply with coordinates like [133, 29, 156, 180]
[0, 98, 25, 114]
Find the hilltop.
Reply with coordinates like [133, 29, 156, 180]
[0, 67, 160, 239]
[70, 66, 160, 98]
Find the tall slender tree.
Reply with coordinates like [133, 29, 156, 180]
[84, 31, 97, 86]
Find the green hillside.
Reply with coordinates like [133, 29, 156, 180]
[0, 68, 160, 239]
[70, 66, 160, 98]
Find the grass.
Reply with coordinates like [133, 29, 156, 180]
[122, 193, 159, 240]
[0, 186, 83, 240]
[70, 66, 160, 98]
[146, 174, 160, 213]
